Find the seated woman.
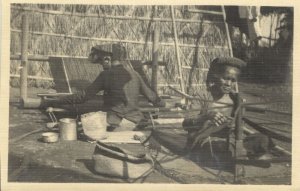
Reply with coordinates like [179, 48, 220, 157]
[183, 57, 274, 166]
[42, 45, 165, 131]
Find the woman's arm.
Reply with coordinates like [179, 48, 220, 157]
[136, 71, 165, 107]
[183, 111, 230, 131]
[51, 71, 107, 106]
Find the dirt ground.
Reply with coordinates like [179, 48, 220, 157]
[7, 83, 292, 184]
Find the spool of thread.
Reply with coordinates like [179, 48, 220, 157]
[59, 118, 77, 141]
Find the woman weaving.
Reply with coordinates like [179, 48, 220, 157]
[183, 57, 273, 166]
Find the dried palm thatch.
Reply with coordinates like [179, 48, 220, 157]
[10, 4, 230, 100]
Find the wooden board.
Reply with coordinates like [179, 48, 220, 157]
[100, 131, 151, 144]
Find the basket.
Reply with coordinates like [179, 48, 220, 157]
[92, 142, 154, 179]
[81, 111, 107, 140]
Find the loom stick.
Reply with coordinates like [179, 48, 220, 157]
[243, 117, 291, 143]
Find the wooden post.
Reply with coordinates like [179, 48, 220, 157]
[235, 106, 244, 141]
[152, 27, 159, 93]
[221, 6, 247, 182]
[234, 100, 247, 183]
[170, 6, 185, 95]
[20, 14, 29, 101]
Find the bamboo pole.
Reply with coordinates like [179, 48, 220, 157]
[187, 9, 223, 15]
[160, 83, 205, 87]
[269, 14, 274, 48]
[170, 6, 185, 94]
[11, 29, 228, 49]
[61, 58, 72, 94]
[10, 54, 167, 66]
[11, 6, 222, 24]
[10, 54, 87, 61]
[221, 6, 233, 57]
[10, 74, 53, 81]
[20, 14, 29, 101]
[152, 22, 159, 93]
[181, 65, 209, 71]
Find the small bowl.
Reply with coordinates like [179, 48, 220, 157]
[42, 132, 59, 143]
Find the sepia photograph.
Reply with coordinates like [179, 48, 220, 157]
[1, 2, 298, 189]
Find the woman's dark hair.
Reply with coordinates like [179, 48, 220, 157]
[206, 57, 246, 91]
[206, 60, 226, 90]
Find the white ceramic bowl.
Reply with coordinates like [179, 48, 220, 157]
[42, 132, 59, 143]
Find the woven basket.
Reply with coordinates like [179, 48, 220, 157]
[93, 142, 153, 179]
[81, 111, 107, 140]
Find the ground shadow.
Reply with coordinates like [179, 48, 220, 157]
[8, 154, 124, 183]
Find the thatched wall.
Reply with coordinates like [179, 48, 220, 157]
[10, 4, 230, 96]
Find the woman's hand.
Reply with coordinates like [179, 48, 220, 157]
[207, 111, 229, 127]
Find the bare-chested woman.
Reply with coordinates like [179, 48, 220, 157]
[183, 57, 273, 165]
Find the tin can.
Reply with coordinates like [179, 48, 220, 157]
[59, 118, 77, 141]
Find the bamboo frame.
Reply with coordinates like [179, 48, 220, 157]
[152, 25, 159, 93]
[9, 75, 206, 87]
[171, 6, 185, 94]
[221, 6, 233, 57]
[102, 7, 136, 44]
[11, 29, 228, 49]
[20, 14, 29, 100]
[10, 54, 168, 67]
[11, 6, 223, 24]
